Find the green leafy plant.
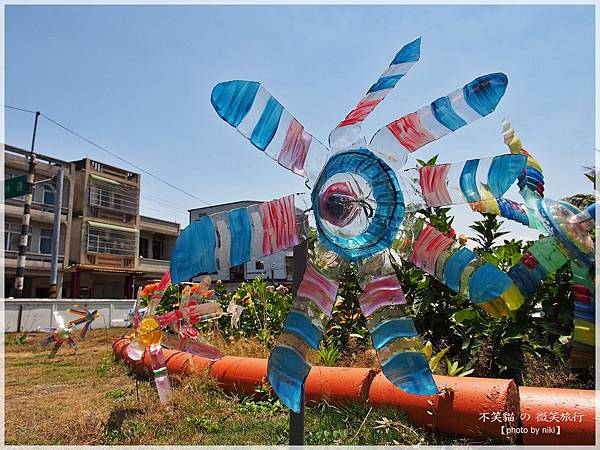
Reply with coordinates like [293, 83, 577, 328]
[105, 388, 127, 399]
[185, 417, 221, 433]
[469, 213, 510, 254]
[316, 343, 341, 367]
[236, 383, 287, 417]
[6, 333, 28, 346]
[423, 341, 449, 373]
[211, 276, 292, 345]
[445, 358, 475, 377]
[324, 266, 368, 348]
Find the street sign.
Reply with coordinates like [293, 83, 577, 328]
[5, 175, 29, 199]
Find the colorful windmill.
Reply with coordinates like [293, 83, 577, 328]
[39, 311, 77, 358]
[469, 119, 596, 367]
[170, 37, 542, 412]
[227, 299, 245, 330]
[66, 305, 100, 339]
[158, 278, 226, 360]
[126, 272, 228, 404]
[126, 271, 174, 404]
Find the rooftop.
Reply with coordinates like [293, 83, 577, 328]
[189, 200, 262, 214]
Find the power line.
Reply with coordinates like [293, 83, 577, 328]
[141, 193, 189, 212]
[4, 104, 211, 206]
[5, 105, 37, 114]
[39, 112, 211, 206]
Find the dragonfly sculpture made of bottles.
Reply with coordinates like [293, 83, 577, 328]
[39, 311, 77, 358]
[171, 37, 537, 412]
[468, 119, 596, 368]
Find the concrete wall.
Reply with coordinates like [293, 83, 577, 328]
[4, 299, 136, 332]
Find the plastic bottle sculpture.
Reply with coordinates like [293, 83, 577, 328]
[227, 299, 245, 330]
[127, 272, 228, 404]
[126, 271, 174, 405]
[158, 278, 225, 360]
[66, 305, 100, 339]
[39, 311, 77, 358]
[170, 37, 537, 411]
[469, 120, 596, 367]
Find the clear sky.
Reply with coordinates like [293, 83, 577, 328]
[4, 5, 595, 241]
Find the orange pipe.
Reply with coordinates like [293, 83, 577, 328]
[113, 338, 595, 443]
[519, 386, 595, 445]
[304, 366, 376, 405]
[368, 372, 520, 441]
[113, 338, 213, 377]
[209, 356, 268, 396]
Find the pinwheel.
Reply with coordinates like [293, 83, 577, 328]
[170, 37, 533, 412]
[126, 271, 173, 405]
[227, 299, 245, 330]
[66, 305, 100, 339]
[39, 311, 77, 358]
[469, 120, 596, 367]
[158, 279, 226, 361]
[126, 272, 229, 404]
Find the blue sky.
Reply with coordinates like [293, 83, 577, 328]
[4, 5, 595, 240]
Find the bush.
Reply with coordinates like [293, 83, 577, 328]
[210, 277, 292, 346]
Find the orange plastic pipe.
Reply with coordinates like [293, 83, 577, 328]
[304, 366, 376, 405]
[114, 339, 376, 403]
[368, 372, 520, 441]
[209, 356, 268, 396]
[113, 338, 595, 443]
[518, 386, 595, 445]
[113, 337, 212, 377]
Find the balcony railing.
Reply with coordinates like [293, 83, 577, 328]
[88, 179, 139, 216]
[86, 224, 137, 257]
[4, 249, 64, 263]
[139, 258, 170, 267]
[5, 198, 70, 216]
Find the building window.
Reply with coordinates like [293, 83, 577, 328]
[255, 260, 264, 270]
[4, 223, 31, 252]
[42, 184, 55, 205]
[39, 228, 53, 254]
[230, 264, 245, 281]
[98, 189, 110, 207]
[152, 239, 164, 260]
[139, 238, 149, 258]
[87, 226, 136, 257]
[285, 256, 294, 277]
[114, 193, 122, 210]
[89, 180, 139, 214]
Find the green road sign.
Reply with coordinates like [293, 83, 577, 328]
[5, 175, 29, 199]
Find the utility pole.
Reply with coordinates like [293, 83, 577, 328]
[289, 240, 307, 445]
[15, 111, 40, 298]
[49, 168, 64, 298]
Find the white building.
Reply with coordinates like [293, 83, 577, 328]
[188, 201, 293, 283]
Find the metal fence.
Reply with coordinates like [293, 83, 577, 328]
[4, 299, 136, 332]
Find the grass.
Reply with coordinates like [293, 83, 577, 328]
[5, 328, 496, 445]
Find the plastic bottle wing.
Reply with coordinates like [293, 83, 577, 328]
[211, 80, 330, 186]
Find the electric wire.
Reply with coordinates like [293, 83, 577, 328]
[4, 104, 211, 206]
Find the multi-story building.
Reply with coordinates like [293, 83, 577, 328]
[137, 215, 180, 288]
[189, 201, 294, 282]
[4, 145, 75, 298]
[3, 144, 180, 299]
[66, 158, 143, 298]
